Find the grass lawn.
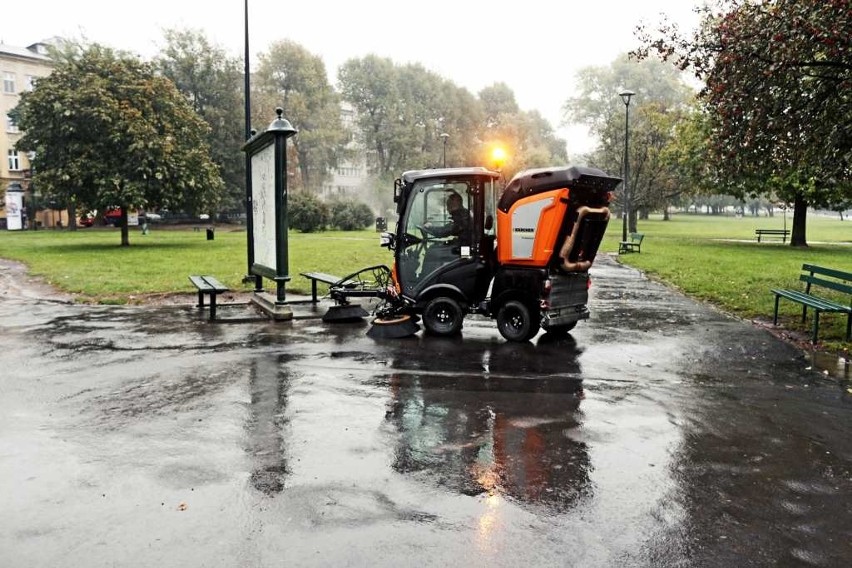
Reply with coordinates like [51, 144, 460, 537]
[0, 213, 849, 348]
[0, 225, 393, 302]
[605, 213, 851, 350]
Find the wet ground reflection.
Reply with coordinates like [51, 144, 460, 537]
[3, 256, 852, 566]
[247, 356, 291, 495]
[385, 374, 590, 510]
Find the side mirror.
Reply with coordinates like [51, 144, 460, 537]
[484, 214, 493, 231]
[379, 231, 396, 250]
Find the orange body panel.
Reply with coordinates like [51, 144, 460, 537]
[496, 188, 569, 267]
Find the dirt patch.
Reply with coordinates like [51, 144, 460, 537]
[126, 290, 256, 307]
[751, 317, 850, 363]
[0, 258, 255, 307]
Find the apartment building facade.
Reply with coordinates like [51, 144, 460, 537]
[322, 102, 369, 200]
[1, 41, 56, 229]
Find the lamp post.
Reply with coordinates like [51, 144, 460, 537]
[440, 133, 449, 168]
[243, 0, 264, 291]
[619, 90, 634, 243]
[25, 152, 39, 231]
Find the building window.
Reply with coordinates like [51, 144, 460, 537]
[25, 75, 36, 91]
[6, 115, 19, 133]
[3, 72, 15, 94]
[8, 150, 21, 171]
[337, 166, 360, 177]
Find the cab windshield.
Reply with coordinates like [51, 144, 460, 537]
[397, 179, 474, 288]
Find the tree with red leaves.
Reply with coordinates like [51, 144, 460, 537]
[635, 0, 851, 246]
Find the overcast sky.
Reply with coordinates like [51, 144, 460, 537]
[3, 0, 700, 156]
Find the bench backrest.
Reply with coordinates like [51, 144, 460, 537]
[630, 233, 644, 242]
[800, 264, 852, 300]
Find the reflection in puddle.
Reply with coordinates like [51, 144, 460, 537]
[808, 350, 850, 380]
[385, 373, 591, 513]
[246, 356, 292, 495]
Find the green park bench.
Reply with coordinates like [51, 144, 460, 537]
[300, 272, 358, 303]
[771, 264, 852, 343]
[618, 232, 644, 254]
[755, 228, 790, 243]
[188, 275, 229, 321]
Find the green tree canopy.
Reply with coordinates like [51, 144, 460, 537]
[338, 56, 567, 180]
[563, 55, 695, 230]
[15, 44, 223, 245]
[155, 28, 246, 213]
[634, 0, 852, 245]
[254, 40, 347, 193]
[479, 84, 568, 178]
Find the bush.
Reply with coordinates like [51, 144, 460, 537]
[330, 198, 375, 231]
[289, 192, 330, 233]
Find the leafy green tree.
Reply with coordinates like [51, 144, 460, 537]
[659, 107, 714, 197]
[634, 0, 852, 246]
[254, 40, 347, 193]
[436, 82, 487, 169]
[339, 57, 567, 180]
[14, 44, 223, 246]
[563, 55, 695, 230]
[479, 83, 568, 178]
[337, 55, 394, 176]
[155, 29, 246, 213]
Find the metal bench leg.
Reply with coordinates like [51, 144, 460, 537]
[801, 304, 808, 324]
[812, 311, 820, 344]
[311, 279, 319, 303]
[197, 290, 205, 308]
[209, 293, 217, 321]
[846, 313, 851, 342]
[773, 295, 780, 325]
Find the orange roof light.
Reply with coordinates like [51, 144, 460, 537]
[491, 147, 507, 171]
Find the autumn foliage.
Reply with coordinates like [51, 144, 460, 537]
[635, 0, 851, 245]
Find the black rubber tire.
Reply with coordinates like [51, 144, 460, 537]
[422, 296, 464, 336]
[497, 300, 540, 342]
[543, 321, 577, 336]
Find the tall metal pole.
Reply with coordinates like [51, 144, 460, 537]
[244, 0, 262, 290]
[619, 91, 634, 243]
[440, 133, 449, 168]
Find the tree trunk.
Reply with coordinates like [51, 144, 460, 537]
[790, 192, 807, 247]
[628, 209, 638, 233]
[663, 205, 670, 221]
[68, 202, 78, 231]
[120, 207, 130, 247]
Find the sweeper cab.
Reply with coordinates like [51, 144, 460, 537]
[321, 165, 620, 341]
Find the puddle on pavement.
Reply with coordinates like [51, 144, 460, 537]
[807, 350, 850, 380]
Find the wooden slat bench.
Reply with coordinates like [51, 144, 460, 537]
[771, 264, 852, 343]
[755, 228, 790, 243]
[188, 275, 229, 321]
[618, 232, 644, 254]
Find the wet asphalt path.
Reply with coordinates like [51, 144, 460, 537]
[1, 256, 850, 567]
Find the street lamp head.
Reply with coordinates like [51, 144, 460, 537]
[440, 132, 449, 142]
[619, 90, 635, 106]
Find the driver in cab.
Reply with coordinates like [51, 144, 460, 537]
[422, 192, 471, 247]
